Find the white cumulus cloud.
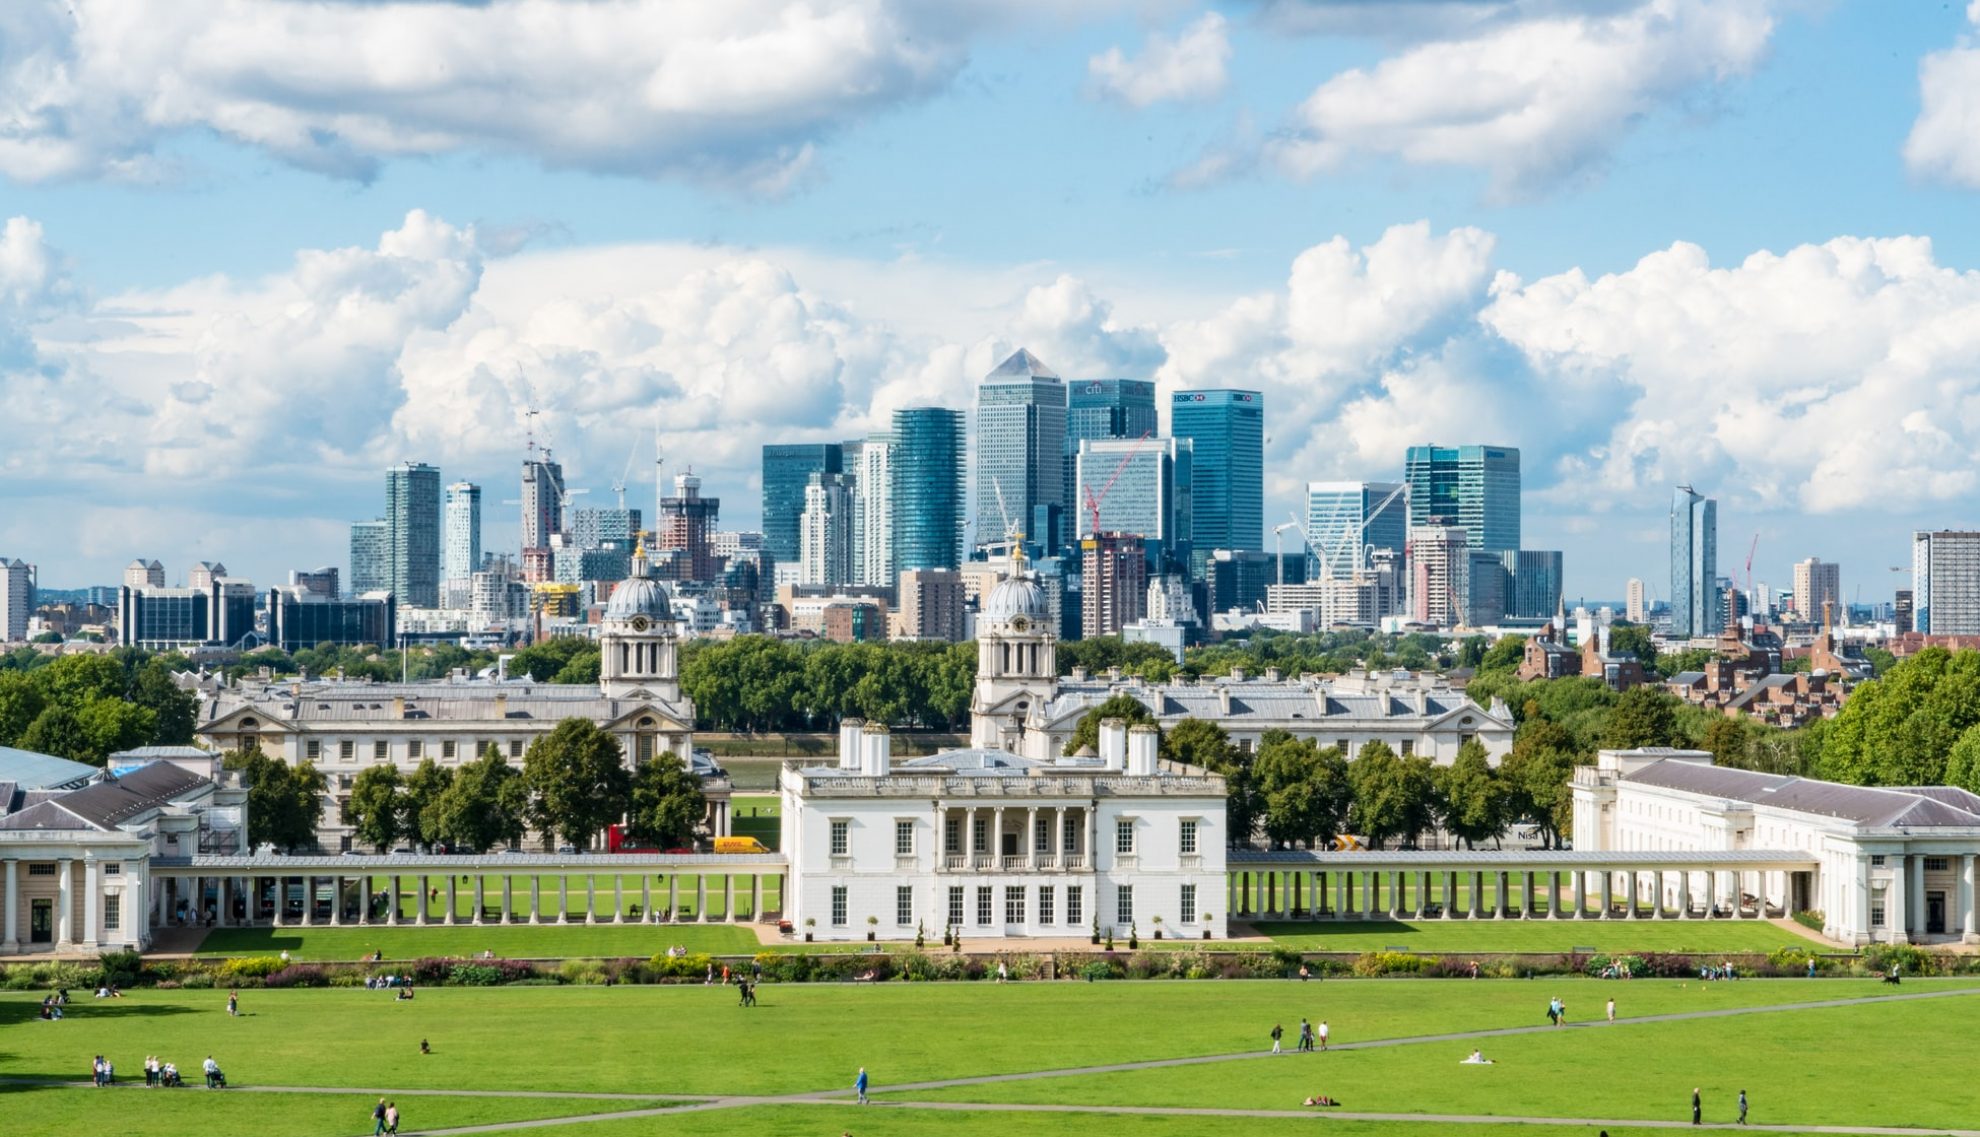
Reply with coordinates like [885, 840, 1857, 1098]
[1906, 2, 1980, 189]
[1088, 12, 1231, 107]
[1265, 0, 1775, 197]
[0, 0, 970, 190]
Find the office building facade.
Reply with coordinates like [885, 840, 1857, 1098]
[856, 433, 894, 587]
[123, 560, 165, 589]
[1082, 532, 1148, 638]
[349, 520, 388, 596]
[520, 456, 565, 554]
[897, 569, 966, 642]
[800, 473, 856, 587]
[1913, 530, 1980, 635]
[1501, 549, 1564, 621]
[288, 567, 339, 598]
[1408, 524, 1470, 627]
[1074, 437, 1192, 570]
[268, 588, 396, 652]
[891, 407, 966, 576]
[1404, 445, 1521, 553]
[1671, 486, 1720, 637]
[1793, 557, 1842, 623]
[1626, 578, 1647, 624]
[1305, 481, 1406, 580]
[762, 444, 843, 567]
[1065, 378, 1157, 499]
[656, 473, 719, 581]
[1171, 389, 1263, 559]
[975, 350, 1068, 555]
[443, 481, 481, 585]
[386, 462, 442, 609]
[0, 559, 32, 642]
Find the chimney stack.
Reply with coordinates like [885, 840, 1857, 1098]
[1099, 718, 1128, 772]
[863, 723, 891, 777]
[839, 718, 865, 770]
[1127, 724, 1160, 776]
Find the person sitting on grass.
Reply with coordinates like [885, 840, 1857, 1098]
[1461, 1049, 1494, 1064]
[396, 985, 415, 1001]
[1302, 1094, 1341, 1107]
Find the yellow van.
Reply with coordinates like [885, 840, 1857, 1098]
[713, 836, 770, 854]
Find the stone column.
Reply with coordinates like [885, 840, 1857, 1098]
[1678, 869, 1691, 918]
[4, 863, 19, 954]
[724, 874, 736, 922]
[752, 874, 764, 922]
[55, 858, 73, 946]
[416, 875, 430, 925]
[1494, 872, 1508, 919]
[1025, 807, 1039, 870]
[1470, 871, 1484, 918]
[1626, 871, 1640, 918]
[501, 877, 512, 923]
[389, 875, 402, 925]
[612, 876, 623, 924]
[1910, 854, 1926, 939]
[695, 875, 708, 922]
[1704, 869, 1717, 919]
[1520, 872, 1534, 919]
[1600, 871, 1614, 919]
[640, 876, 651, 923]
[445, 876, 458, 925]
[1054, 806, 1068, 864]
[529, 877, 541, 924]
[331, 878, 344, 926]
[1962, 855, 1977, 943]
[964, 807, 977, 865]
[992, 806, 1006, 866]
[81, 858, 100, 947]
[474, 876, 486, 925]
[584, 877, 597, 924]
[668, 876, 679, 920]
[558, 876, 570, 923]
[1085, 806, 1097, 869]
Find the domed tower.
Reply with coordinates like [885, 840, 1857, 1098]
[599, 544, 681, 701]
[970, 549, 1058, 749]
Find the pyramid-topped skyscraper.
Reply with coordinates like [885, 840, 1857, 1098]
[974, 348, 1067, 558]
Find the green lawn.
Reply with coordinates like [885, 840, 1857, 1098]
[350, 870, 783, 922]
[0, 1087, 679, 1137]
[900, 983, 1980, 1131]
[730, 794, 781, 849]
[191, 922, 764, 959]
[1247, 917, 1809, 954]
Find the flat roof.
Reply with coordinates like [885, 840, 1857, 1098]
[1227, 849, 1819, 868]
[153, 852, 787, 871]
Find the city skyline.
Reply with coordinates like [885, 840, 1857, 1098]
[3, 3, 1979, 598]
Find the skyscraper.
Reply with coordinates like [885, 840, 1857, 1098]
[386, 461, 442, 609]
[1404, 445, 1521, 553]
[1408, 524, 1470, 627]
[444, 481, 481, 584]
[656, 472, 719, 581]
[1670, 485, 1719, 637]
[799, 472, 855, 586]
[1498, 549, 1563, 621]
[856, 433, 894, 587]
[1625, 578, 1647, 623]
[975, 349, 1068, 554]
[1065, 379, 1157, 497]
[520, 455, 565, 552]
[1171, 389, 1263, 560]
[124, 560, 164, 589]
[1792, 557, 1842, 623]
[1082, 532, 1148, 637]
[1074, 437, 1192, 571]
[762, 443, 843, 566]
[1305, 481, 1407, 580]
[892, 407, 967, 575]
[1912, 530, 1980, 635]
[349, 520, 389, 595]
[0, 558, 33, 642]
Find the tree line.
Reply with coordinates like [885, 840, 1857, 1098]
[227, 718, 706, 855]
[0, 649, 197, 765]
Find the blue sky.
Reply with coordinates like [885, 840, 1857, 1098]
[4, 0, 1980, 604]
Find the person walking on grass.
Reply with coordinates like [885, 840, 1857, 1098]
[373, 1098, 389, 1136]
[1297, 1018, 1312, 1052]
[1318, 1020, 1330, 1051]
[227, 988, 239, 1017]
[854, 1066, 870, 1105]
[1606, 998, 1616, 1023]
[1270, 1023, 1283, 1054]
[1691, 1087, 1702, 1125]
[1738, 1089, 1748, 1125]
[385, 1101, 399, 1135]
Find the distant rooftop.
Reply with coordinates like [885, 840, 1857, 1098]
[985, 348, 1059, 381]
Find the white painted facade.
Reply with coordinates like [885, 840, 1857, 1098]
[1573, 748, 1980, 945]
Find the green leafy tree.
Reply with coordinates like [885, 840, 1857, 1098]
[0, 672, 45, 746]
[1437, 738, 1507, 848]
[1499, 719, 1579, 847]
[225, 745, 327, 852]
[130, 659, 197, 745]
[342, 765, 404, 852]
[626, 751, 707, 848]
[1346, 741, 1437, 849]
[552, 648, 601, 685]
[426, 747, 528, 853]
[1477, 636, 1527, 675]
[1819, 648, 1980, 786]
[1061, 693, 1158, 757]
[509, 636, 598, 683]
[402, 757, 456, 847]
[1254, 735, 1351, 849]
[1602, 685, 1680, 749]
[521, 718, 633, 850]
[34, 653, 127, 705]
[1165, 718, 1257, 846]
[17, 703, 90, 763]
[1606, 622, 1658, 670]
[1945, 725, 1980, 796]
[1700, 716, 1749, 769]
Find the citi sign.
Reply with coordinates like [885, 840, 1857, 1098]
[1173, 392, 1255, 403]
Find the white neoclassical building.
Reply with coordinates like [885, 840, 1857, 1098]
[783, 561, 1229, 942]
[1574, 748, 1980, 945]
[193, 550, 733, 849]
[0, 751, 246, 954]
[967, 560, 1513, 765]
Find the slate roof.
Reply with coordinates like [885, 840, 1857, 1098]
[1623, 759, 1980, 829]
[0, 761, 211, 832]
[1042, 679, 1497, 728]
[204, 681, 691, 726]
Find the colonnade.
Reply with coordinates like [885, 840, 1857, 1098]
[1225, 863, 1803, 921]
[146, 859, 788, 930]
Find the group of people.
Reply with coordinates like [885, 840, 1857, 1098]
[371, 1098, 402, 1135]
[364, 974, 418, 991]
[1545, 997, 1569, 1026]
[37, 990, 68, 1020]
[141, 1056, 186, 1087]
[1691, 1087, 1751, 1125]
[115, 1055, 220, 1088]
[1699, 962, 1740, 981]
[733, 975, 758, 1006]
[1268, 1018, 1330, 1053]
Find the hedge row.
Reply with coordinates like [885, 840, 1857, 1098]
[3, 943, 1973, 991]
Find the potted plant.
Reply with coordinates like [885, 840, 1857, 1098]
[952, 926, 962, 954]
[1090, 919, 1100, 946]
[1128, 923, 1139, 950]
[803, 917, 815, 943]
[915, 920, 926, 950]
[1104, 929, 1115, 952]
[866, 915, 879, 942]
[943, 922, 953, 947]
[1202, 913, 1214, 940]
[1151, 915, 1164, 941]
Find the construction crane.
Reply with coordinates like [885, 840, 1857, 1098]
[610, 433, 643, 512]
[1080, 431, 1154, 539]
[1272, 516, 1305, 589]
[1315, 482, 1407, 582]
[1744, 533, 1759, 599]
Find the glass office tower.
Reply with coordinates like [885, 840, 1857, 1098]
[443, 481, 481, 584]
[892, 407, 966, 574]
[1670, 485, 1719, 637]
[1171, 389, 1263, 562]
[349, 519, 389, 595]
[1403, 444, 1521, 554]
[974, 350, 1067, 554]
[1065, 378, 1157, 495]
[386, 461, 442, 609]
[1305, 481, 1407, 579]
[761, 443, 844, 566]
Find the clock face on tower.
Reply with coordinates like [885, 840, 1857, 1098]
[630, 616, 652, 632]
[1009, 617, 1028, 632]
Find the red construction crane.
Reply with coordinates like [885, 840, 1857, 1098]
[1744, 533, 1759, 597]
[1081, 430, 1153, 537]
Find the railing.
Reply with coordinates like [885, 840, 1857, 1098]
[1063, 854, 1086, 869]
[944, 855, 971, 871]
[1033, 854, 1057, 870]
[1001, 855, 1025, 871]
[796, 774, 1227, 798]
